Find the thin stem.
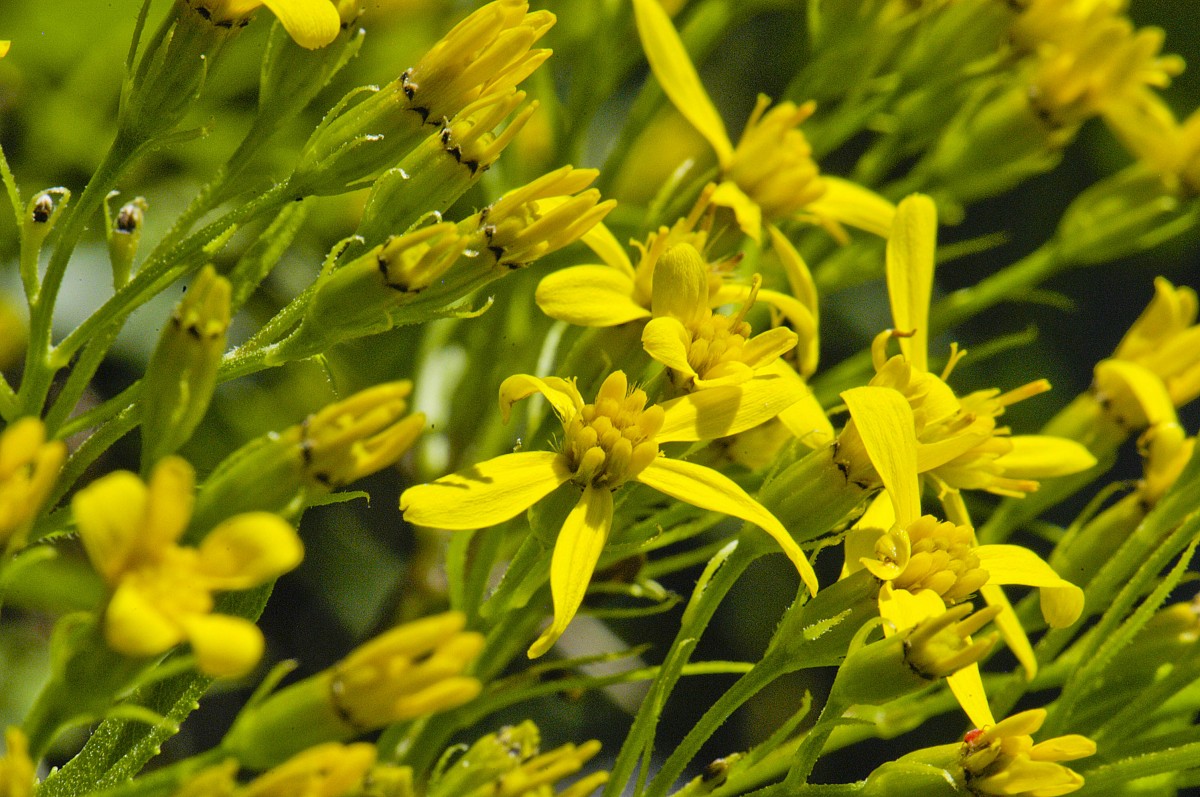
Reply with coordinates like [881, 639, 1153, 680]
[1075, 742, 1200, 795]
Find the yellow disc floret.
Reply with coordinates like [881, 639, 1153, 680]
[561, 372, 663, 490]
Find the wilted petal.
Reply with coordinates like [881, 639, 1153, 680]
[637, 458, 818, 595]
[401, 453, 573, 530]
[528, 486, 614, 658]
[536, 266, 650, 326]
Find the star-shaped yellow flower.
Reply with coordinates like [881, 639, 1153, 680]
[401, 370, 817, 658]
[73, 457, 304, 676]
[630, 0, 894, 244]
[840, 386, 1083, 727]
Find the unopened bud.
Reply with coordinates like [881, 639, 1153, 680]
[140, 266, 231, 469]
[106, 195, 148, 289]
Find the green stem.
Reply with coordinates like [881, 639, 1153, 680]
[644, 653, 791, 797]
[1075, 742, 1200, 794]
[19, 136, 137, 417]
[929, 242, 1060, 336]
[603, 542, 760, 797]
[782, 698, 850, 790]
[91, 747, 229, 797]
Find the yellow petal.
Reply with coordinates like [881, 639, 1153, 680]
[886, 194, 937, 374]
[1030, 735, 1097, 762]
[775, 386, 834, 448]
[981, 582, 1038, 680]
[499, 374, 583, 424]
[261, 0, 342, 50]
[657, 375, 804, 442]
[1093, 358, 1176, 427]
[182, 613, 266, 677]
[198, 513, 304, 590]
[740, 329, 800, 371]
[946, 664, 997, 729]
[710, 181, 762, 242]
[73, 471, 148, 583]
[642, 317, 700, 379]
[528, 486, 613, 658]
[841, 386, 921, 526]
[0, 41, 9, 58]
[766, 225, 818, 318]
[756, 287, 817, 377]
[637, 458, 818, 595]
[993, 436, 1097, 478]
[651, 243, 710, 325]
[536, 267, 650, 326]
[631, 0, 733, 167]
[806, 177, 896, 237]
[877, 582, 944, 633]
[581, 220, 635, 277]
[400, 452, 573, 530]
[844, 524, 906, 582]
[106, 582, 182, 657]
[974, 545, 1084, 628]
[144, 456, 195, 553]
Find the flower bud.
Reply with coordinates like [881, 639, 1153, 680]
[188, 382, 424, 536]
[831, 604, 1000, 706]
[106, 195, 147, 289]
[225, 612, 483, 769]
[140, 265, 231, 469]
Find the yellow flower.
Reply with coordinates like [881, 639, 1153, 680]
[401, 370, 817, 657]
[72, 457, 304, 677]
[0, 728, 35, 797]
[0, 41, 9, 58]
[630, 0, 893, 243]
[187, 0, 342, 49]
[960, 709, 1095, 797]
[875, 194, 1097, 501]
[641, 243, 798, 390]
[840, 386, 1083, 727]
[0, 418, 66, 553]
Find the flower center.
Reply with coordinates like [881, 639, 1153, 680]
[686, 313, 752, 380]
[562, 374, 664, 490]
[892, 517, 989, 604]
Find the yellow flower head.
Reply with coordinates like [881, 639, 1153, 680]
[961, 709, 1095, 797]
[0, 728, 35, 797]
[1137, 420, 1195, 507]
[186, 0, 342, 49]
[841, 386, 1084, 726]
[641, 244, 798, 391]
[0, 418, 66, 552]
[1107, 277, 1200, 411]
[401, 369, 816, 657]
[329, 612, 485, 729]
[72, 457, 304, 677]
[874, 194, 1096, 499]
[630, 0, 894, 243]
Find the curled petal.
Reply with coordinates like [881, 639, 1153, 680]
[401, 453, 573, 530]
[642, 317, 700, 380]
[536, 266, 649, 326]
[637, 458, 818, 595]
[975, 545, 1084, 628]
[845, 524, 907, 582]
[740, 328, 800, 371]
[499, 374, 583, 424]
[631, 0, 733, 167]
[528, 486, 614, 658]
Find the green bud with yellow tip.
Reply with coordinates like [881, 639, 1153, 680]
[140, 265, 231, 471]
